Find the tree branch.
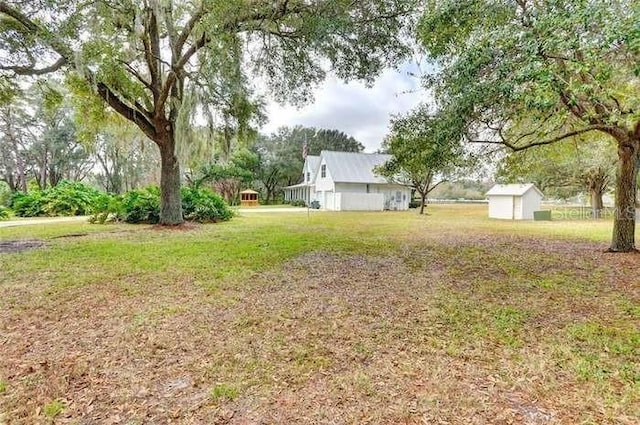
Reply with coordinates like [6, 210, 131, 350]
[0, 2, 74, 68]
[0, 57, 67, 76]
[427, 179, 446, 194]
[141, 8, 161, 98]
[174, 5, 206, 56]
[96, 82, 156, 142]
[470, 125, 613, 151]
[157, 33, 206, 115]
[118, 60, 154, 91]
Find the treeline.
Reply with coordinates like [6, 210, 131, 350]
[0, 87, 364, 219]
[0, 87, 159, 198]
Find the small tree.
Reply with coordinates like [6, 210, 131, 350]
[378, 107, 466, 215]
[30, 103, 93, 189]
[194, 149, 258, 205]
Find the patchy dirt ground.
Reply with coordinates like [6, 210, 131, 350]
[0, 233, 638, 424]
[0, 240, 46, 254]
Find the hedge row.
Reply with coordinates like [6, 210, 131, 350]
[10, 181, 103, 217]
[91, 186, 233, 224]
[6, 181, 232, 224]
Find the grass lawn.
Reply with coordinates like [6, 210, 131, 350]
[0, 204, 638, 424]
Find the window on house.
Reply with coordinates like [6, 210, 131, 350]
[396, 191, 401, 202]
[321, 164, 326, 178]
[306, 172, 310, 182]
[366, 184, 370, 193]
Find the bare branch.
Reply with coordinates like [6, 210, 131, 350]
[0, 57, 67, 76]
[118, 60, 154, 91]
[470, 125, 613, 152]
[96, 82, 156, 142]
[174, 5, 206, 57]
[426, 179, 446, 195]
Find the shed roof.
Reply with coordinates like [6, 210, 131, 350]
[320, 150, 392, 184]
[240, 189, 259, 194]
[486, 183, 543, 197]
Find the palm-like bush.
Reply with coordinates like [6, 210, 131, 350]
[0, 205, 10, 220]
[10, 181, 103, 217]
[181, 187, 233, 223]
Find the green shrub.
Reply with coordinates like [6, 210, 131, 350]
[89, 186, 233, 224]
[119, 187, 160, 224]
[88, 193, 122, 224]
[181, 187, 233, 223]
[10, 181, 103, 217]
[41, 181, 102, 216]
[409, 199, 421, 209]
[290, 199, 307, 207]
[0, 205, 10, 220]
[10, 191, 45, 217]
[0, 181, 11, 206]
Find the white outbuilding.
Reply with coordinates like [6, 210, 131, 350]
[486, 183, 543, 220]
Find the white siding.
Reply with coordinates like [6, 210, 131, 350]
[314, 158, 335, 192]
[521, 190, 542, 219]
[488, 195, 514, 219]
[513, 196, 523, 219]
[489, 190, 542, 220]
[323, 183, 410, 211]
[303, 163, 312, 183]
[321, 191, 335, 210]
[335, 182, 368, 193]
[335, 193, 385, 211]
[376, 185, 410, 211]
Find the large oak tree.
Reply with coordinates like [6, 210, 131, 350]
[420, 0, 640, 251]
[0, 0, 411, 224]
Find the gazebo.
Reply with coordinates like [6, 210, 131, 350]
[240, 189, 259, 207]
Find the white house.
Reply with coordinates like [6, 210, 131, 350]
[282, 155, 320, 205]
[283, 151, 411, 211]
[486, 183, 544, 220]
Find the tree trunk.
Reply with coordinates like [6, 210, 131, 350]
[158, 136, 184, 225]
[419, 192, 427, 215]
[9, 137, 27, 192]
[591, 189, 604, 219]
[14, 144, 27, 192]
[610, 139, 639, 252]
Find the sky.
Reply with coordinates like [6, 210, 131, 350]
[262, 62, 429, 153]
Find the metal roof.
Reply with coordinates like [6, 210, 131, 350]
[486, 183, 543, 197]
[283, 182, 310, 189]
[305, 155, 320, 172]
[319, 150, 392, 184]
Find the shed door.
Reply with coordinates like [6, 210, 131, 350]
[513, 196, 523, 219]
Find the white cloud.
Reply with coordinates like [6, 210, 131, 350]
[262, 63, 429, 152]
